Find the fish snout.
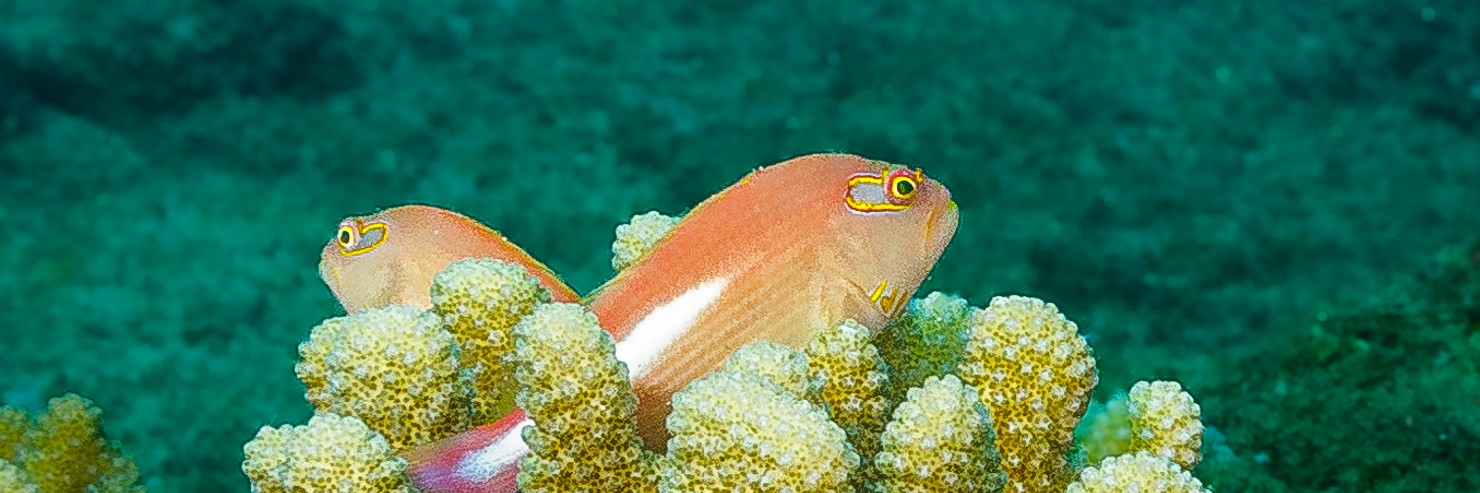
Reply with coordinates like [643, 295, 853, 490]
[925, 198, 959, 257]
[918, 175, 958, 254]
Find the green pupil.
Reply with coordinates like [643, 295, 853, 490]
[894, 179, 914, 195]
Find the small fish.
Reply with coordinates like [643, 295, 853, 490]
[318, 204, 580, 312]
[404, 153, 959, 492]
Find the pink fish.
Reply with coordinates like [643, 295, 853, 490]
[319, 204, 580, 312]
[402, 153, 959, 492]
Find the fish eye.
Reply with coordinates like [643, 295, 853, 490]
[336, 225, 356, 249]
[891, 177, 916, 198]
[337, 221, 390, 257]
[885, 170, 919, 205]
[845, 167, 922, 214]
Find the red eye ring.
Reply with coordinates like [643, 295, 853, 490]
[885, 168, 921, 204]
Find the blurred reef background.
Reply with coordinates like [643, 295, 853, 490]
[1, 0, 1478, 491]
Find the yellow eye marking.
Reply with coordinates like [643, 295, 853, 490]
[849, 173, 884, 189]
[869, 279, 907, 317]
[844, 173, 910, 213]
[339, 220, 389, 257]
[846, 165, 926, 213]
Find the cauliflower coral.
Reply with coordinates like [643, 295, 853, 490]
[242, 413, 413, 493]
[805, 318, 892, 488]
[430, 258, 552, 423]
[663, 368, 859, 492]
[1067, 451, 1205, 493]
[720, 341, 813, 397]
[958, 295, 1099, 491]
[294, 305, 470, 451]
[0, 393, 145, 493]
[878, 291, 974, 399]
[611, 211, 679, 271]
[244, 210, 1217, 493]
[1128, 381, 1204, 471]
[512, 303, 652, 492]
[874, 374, 1005, 492]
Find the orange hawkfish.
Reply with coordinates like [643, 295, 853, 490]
[318, 204, 580, 312]
[400, 153, 959, 493]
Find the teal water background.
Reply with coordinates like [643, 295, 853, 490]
[2, 1, 1478, 491]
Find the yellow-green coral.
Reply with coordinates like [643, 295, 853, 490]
[513, 302, 653, 492]
[662, 369, 859, 492]
[957, 295, 1098, 492]
[242, 413, 413, 493]
[295, 304, 471, 451]
[1067, 451, 1206, 493]
[879, 291, 973, 399]
[0, 394, 144, 493]
[0, 459, 38, 493]
[874, 375, 1006, 493]
[720, 341, 813, 397]
[1074, 380, 1204, 471]
[612, 211, 679, 271]
[804, 318, 891, 488]
[1127, 380, 1203, 470]
[0, 406, 25, 462]
[1075, 392, 1133, 464]
[257, 211, 1223, 492]
[430, 258, 552, 422]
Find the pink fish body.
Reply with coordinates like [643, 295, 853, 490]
[319, 204, 580, 312]
[395, 154, 957, 492]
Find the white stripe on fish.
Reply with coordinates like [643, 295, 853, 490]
[453, 277, 729, 482]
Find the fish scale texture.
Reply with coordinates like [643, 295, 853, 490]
[295, 305, 471, 451]
[430, 258, 553, 423]
[957, 295, 1098, 492]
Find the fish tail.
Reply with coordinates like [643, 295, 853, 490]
[404, 408, 530, 493]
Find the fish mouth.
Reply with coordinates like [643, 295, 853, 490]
[924, 199, 959, 257]
[318, 258, 346, 307]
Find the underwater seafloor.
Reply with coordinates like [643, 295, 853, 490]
[1, 0, 1478, 491]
